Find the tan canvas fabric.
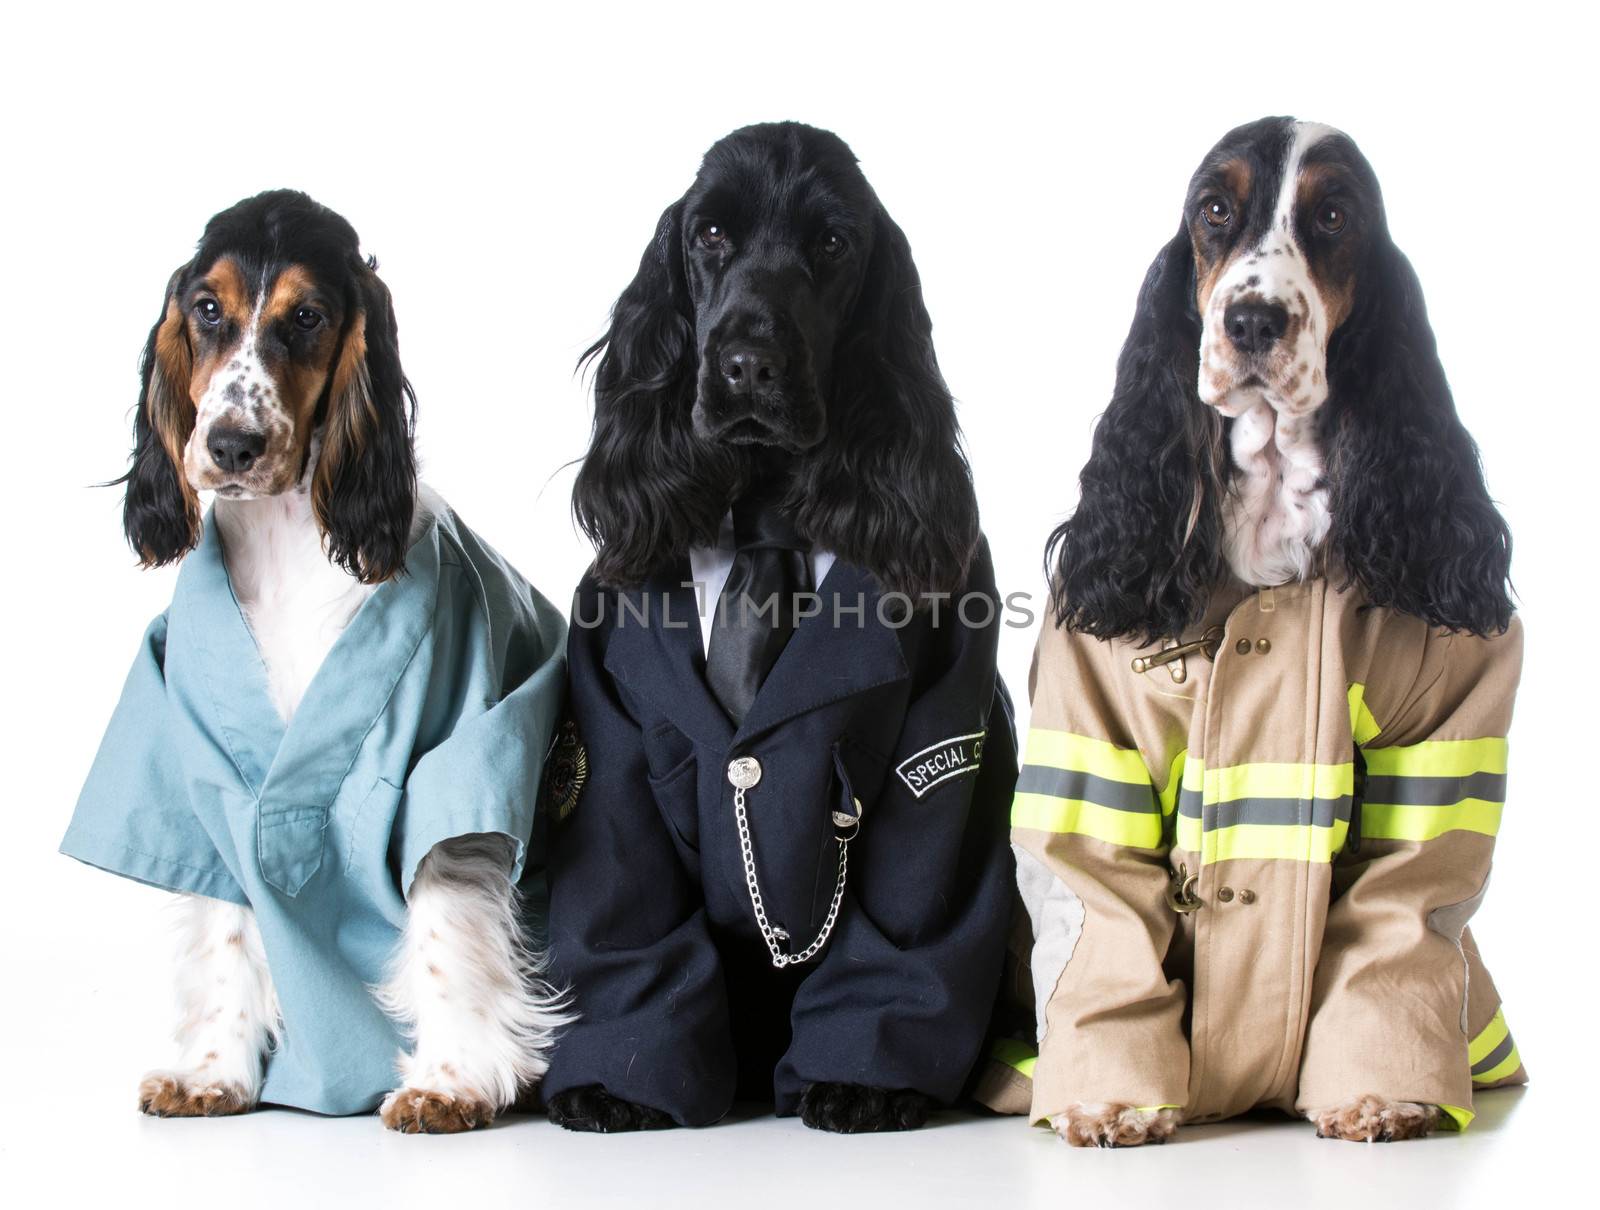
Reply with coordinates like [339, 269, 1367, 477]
[980, 576, 1525, 1127]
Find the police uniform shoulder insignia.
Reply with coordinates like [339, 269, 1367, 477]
[895, 730, 987, 799]
[542, 720, 589, 821]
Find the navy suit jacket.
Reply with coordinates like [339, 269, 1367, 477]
[544, 541, 1017, 1124]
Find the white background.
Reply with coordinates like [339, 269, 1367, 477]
[2, 2, 1595, 1206]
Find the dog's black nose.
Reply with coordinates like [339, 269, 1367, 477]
[208, 426, 267, 473]
[1224, 301, 1289, 354]
[718, 341, 787, 399]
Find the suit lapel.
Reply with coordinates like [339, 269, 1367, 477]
[736, 560, 909, 741]
[603, 571, 736, 751]
[602, 560, 911, 749]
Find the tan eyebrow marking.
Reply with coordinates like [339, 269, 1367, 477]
[1192, 158, 1255, 313]
[199, 255, 250, 321]
[262, 264, 318, 326]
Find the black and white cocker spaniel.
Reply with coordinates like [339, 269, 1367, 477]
[1050, 115, 1512, 639]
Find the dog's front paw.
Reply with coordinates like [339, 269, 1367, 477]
[381, 1087, 494, 1134]
[138, 1071, 255, 1118]
[798, 1082, 934, 1133]
[546, 1085, 675, 1133]
[1051, 1103, 1180, 1148]
[1310, 1095, 1439, 1142]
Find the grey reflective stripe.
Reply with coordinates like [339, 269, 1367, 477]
[1471, 1032, 1516, 1078]
[1178, 789, 1351, 828]
[1364, 771, 1508, 807]
[1014, 766, 1156, 814]
[1210, 795, 1352, 830]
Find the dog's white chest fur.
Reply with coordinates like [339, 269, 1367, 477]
[1221, 401, 1331, 587]
[214, 487, 375, 723]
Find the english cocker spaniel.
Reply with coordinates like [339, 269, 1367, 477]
[65, 190, 569, 1132]
[1017, 116, 1520, 1147]
[543, 122, 1017, 1135]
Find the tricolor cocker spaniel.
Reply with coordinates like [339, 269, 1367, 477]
[71, 191, 568, 1132]
[1032, 116, 1517, 1146]
[1053, 116, 1511, 639]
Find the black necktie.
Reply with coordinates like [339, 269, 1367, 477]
[705, 490, 813, 725]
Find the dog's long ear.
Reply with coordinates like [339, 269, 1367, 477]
[122, 264, 202, 567]
[793, 207, 979, 600]
[573, 201, 733, 585]
[312, 258, 417, 584]
[1046, 227, 1225, 642]
[1322, 237, 1512, 635]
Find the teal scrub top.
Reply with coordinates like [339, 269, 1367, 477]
[61, 503, 566, 1115]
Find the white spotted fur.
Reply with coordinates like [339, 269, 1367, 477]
[1199, 120, 1339, 587]
[376, 834, 572, 1113]
[145, 472, 565, 1127]
[184, 288, 299, 498]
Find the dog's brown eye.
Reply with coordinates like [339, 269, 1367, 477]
[194, 298, 222, 327]
[1317, 203, 1347, 234]
[293, 307, 324, 332]
[1201, 197, 1232, 228]
[819, 231, 846, 258]
[697, 223, 727, 249]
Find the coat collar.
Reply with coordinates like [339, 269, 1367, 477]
[601, 559, 910, 751]
[170, 505, 441, 806]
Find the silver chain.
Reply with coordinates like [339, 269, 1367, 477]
[733, 783, 850, 969]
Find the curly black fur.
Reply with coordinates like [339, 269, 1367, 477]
[798, 1082, 935, 1133]
[311, 262, 418, 584]
[1318, 240, 1512, 634]
[1048, 124, 1511, 640]
[1046, 228, 1226, 644]
[546, 1085, 676, 1133]
[572, 122, 979, 601]
[121, 265, 202, 567]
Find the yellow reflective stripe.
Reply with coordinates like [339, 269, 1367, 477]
[1012, 792, 1165, 848]
[1360, 799, 1503, 841]
[1468, 1009, 1510, 1065]
[1024, 729, 1151, 783]
[1468, 1007, 1522, 1084]
[1175, 811, 1202, 853]
[1438, 1104, 1475, 1131]
[1363, 738, 1508, 778]
[1171, 757, 1351, 862]
[1132, 1104, 1182, 1113]
[1473, 1046, 1522, 1086]
[1348, 683, 1383, 745]
[1203, 761, 1353, 803]
[1157, 749, 1186, 817]
[991, 1037, 1038, 1078]
[1198, 820, 1349, 863]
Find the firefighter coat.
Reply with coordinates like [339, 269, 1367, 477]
[543, 543, 1018, 1126]
[976, 574, 1525, 1129]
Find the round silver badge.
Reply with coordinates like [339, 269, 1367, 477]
[727, 756, 763, 790]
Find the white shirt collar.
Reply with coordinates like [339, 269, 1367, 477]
[687, 511, 836, 654]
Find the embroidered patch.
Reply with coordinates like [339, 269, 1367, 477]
[542, 721, 589, 822]
[895, 730, 986, 799]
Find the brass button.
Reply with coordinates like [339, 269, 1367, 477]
[1235, 639, 1252, 655]
[1255, 638, 1271, 655]
[1238, 889, 1257, 904]
[1216, 886, 1234, 902]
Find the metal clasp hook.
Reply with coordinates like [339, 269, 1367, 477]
[1165, 862, 1203, 914]
[1131, 626, 1225, 684]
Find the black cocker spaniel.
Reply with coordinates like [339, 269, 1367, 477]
[571, 120, 979, 602]
[550, 122, 1008, 1137]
